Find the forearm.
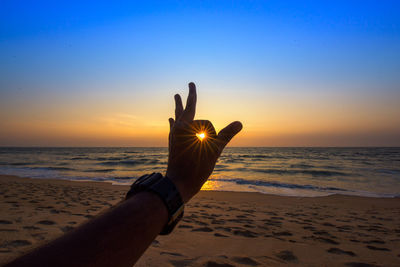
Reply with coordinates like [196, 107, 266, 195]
[7, 192, 168, 267]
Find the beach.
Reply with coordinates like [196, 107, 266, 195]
[1, 175, 399, 266]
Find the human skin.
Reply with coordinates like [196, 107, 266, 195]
[6, 82, 242, 267]
[167, 82, 243, 203]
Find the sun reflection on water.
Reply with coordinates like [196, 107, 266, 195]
[201, 179, 219, 190]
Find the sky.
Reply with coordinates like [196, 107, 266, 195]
[1, 0, 399, 147]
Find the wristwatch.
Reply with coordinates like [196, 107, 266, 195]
[125, 173, 184, 235]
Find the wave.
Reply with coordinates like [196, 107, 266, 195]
[98, 160, 137, 166]
[70, 156, 91, 160]
[250, 168, 348, 177]
[376, 169, 400, 175]
[289, 164, 314, 169]
[95, 156, 132, 161]
[209, 177, 347, 192]
[0, 162, 33, 166]
[113, 176, 135, 180]
[98, 158, 160, 166]
[238, 154, 274, 159]
[10, 162, 32, 166]
[83, 169, 115, 173]
[30, 166, 74, 171]
[1, 147, 399, 198]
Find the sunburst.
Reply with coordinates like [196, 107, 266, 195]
[196, 132, 206, 141]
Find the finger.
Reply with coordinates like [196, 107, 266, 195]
[168, 118, 174, 130]
[181, 82, 197, 122]
[217, 121, 243, 151]
[174, 94, 183, 120]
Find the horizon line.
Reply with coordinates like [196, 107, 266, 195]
[1, 146, 399, 148]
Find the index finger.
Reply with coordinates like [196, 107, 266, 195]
[181, 82, 197, 122]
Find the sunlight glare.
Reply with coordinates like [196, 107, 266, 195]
[196, 132, 206, 141]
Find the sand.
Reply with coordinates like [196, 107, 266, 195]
[0, 175, 399, 266]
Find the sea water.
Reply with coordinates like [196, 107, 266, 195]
[0, 147, 399, 197]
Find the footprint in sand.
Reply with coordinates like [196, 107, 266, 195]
[23, 225, 41, 230]
[193, 220, 209, 226]
[228, 218, 253, 224]
[262, 219, 282, 227]
[0, 220, 13, 225]
[304, 235, 339, 245]
[60, 226, 75, 233]
[242, 209, 255, 213]
[151, 240, 160, 247]
[233, 229, 258, 238]
[36, 220, 56, 225]
[215, 227, 232, 233]
[275, 250, 298, 262]
[232, 256, 260, 266]
[345, 262, 380, 267]
[0, 228, 18, 232]
[327, 247, 356, 257]
[178, 224, 193, 229]
[191, 227, 213, 232]
[337, 225, 353, 232]
[204, 261, 235, 267]
[273, 231, 293, 237]
[7, 240, 32, 248]
[363, 239, 385, 244]
[169, 259, 195, 267]
[366, 245, 390, 251]
[313, 230, 333, 237]
[214, 233, 228, 237]
[160, 251, 184, 257]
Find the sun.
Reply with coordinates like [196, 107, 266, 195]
[196, 132, 206, 141]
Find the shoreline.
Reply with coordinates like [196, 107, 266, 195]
[1, 174, 400, 266]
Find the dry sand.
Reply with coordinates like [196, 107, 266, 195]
[0, 174, 399, 266]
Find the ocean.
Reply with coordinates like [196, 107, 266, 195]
[0, 147, 399, 198]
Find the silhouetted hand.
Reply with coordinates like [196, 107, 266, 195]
[166, 82, 242, 203]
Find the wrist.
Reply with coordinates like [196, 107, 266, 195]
[125, 173, 185, 235]
[165, 172, 189, 203]
[126, 191, 168, 223]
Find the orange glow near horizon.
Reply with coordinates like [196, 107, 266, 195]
[1, 85, 400, 147]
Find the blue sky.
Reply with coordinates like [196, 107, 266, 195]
[1, 1, 399, 146]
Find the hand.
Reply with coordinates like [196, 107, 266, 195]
[166, 82, 242, 203]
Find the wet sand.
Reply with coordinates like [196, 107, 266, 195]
[1, 175, 399, 266]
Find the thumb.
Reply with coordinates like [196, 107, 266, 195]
[217, 121, 243, 151]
